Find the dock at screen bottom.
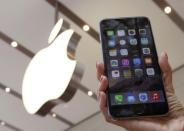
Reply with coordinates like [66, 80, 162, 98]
[110, 90, 165, 106]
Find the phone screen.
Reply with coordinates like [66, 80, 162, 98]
[100, 17, 168, 118]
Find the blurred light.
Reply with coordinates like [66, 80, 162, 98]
[164, 6, 172, 14]
[52, 113, 56, 118]
[5, 87, 11, 93]
[0, 121, 5, 126]
[83, 25, 90, 31]
[88, 91, 93, 96]
[11, 41, 18, 47]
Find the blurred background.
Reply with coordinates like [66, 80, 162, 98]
[0, 0, 184, 131]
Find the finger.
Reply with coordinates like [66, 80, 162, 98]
[96, 62, 105, 80]
[159, 51, 174, 93]
[99, 92, 112, 122]
[97, 76, 108, 100]
[99, 76, 108, 92]
[99, 92, 107, 110]
[114, 119, 164, 131]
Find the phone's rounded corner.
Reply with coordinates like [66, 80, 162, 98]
[164, 104, 169, 115]
[159, 103, 169, 117]
[140, 16, 150, 20]
[107, 108, 118, 120]
[99, 19, 106, 27]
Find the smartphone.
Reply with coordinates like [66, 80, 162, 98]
[99, 17, 168, 118]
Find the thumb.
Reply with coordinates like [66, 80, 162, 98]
[159, 51, 174, 93]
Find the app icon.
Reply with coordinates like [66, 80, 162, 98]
[135, 69, 143, 77]
[111, 70, 120, 78]
[120, 49, 128, 56]
[141, 38, 149, 45]
[109, 49, 117, 56]
[146, 68, 155, 76]
[142, 48, 151, 55]
[119, 39, 126, 45]
[145, 57, 152, 64]
[151, 92, 160, 101]
[123, 69, 132, 78]
[117, 30, 125, 36]
[127, 94, 136, 103]
[106, 30, 114, 36]
[139, 29, 146, 35]
[128, 29, 136, 35]
[130, 38, 137, 45]
[122, 59, 130, 66]
[110, 60, 118, 67]
[115, 94, 123, 104]
[108, 39, 116, 47]
[139, 93, 148, 102]
[133, 58, 141, 66]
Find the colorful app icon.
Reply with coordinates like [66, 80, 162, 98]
[117, 30, 125, 36]
[133, 58, 141, 66]
[122, 59, 130, 66]
[115, 94, 123, 104]
[139, 93, 148, 102]
[109, 49, 117, 56]
[146, 68, 155, 76]
[141, 38, 149, 45]
[151, 92, 160, 101]
[119, 39, 126, 45]
[130, 38, 137, 45]
[139, 29, 146, 35]
[111, 70, 120, 78]
[123, 69, 132, 78]
[145, 57, 152, 64]
[108, 39, 116, 47]
[127, 94, 136, 103]
[110, 60, 118, 67]
[135, 69, 143, 77]
[120, 49, 128, 56]
[128, 29, 136, 35]
[106, 30, 114, 36]
[142, 48, 151, 55]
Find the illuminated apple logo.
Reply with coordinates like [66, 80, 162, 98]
[22, 19, 82, 116]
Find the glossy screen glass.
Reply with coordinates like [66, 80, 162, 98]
[100, 18, 167, 107]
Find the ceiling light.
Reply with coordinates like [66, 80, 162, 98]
[164, 6, 172, 14]
[88, 91, 93, 96]
[0, 121, 5, 126]
[83, 25, 90, 31]
[52, 113, 56, 118]
[5, 87, 11, 93]
[11, 41, 18, 47]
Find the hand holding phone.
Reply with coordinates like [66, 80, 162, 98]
[96, 52, 184, 130]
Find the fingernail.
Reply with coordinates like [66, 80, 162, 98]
[100, 75, 104, 81]
[165, 52, 168, 59]
[162, 51, 168, 59]
[96, 61, 99, 68]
